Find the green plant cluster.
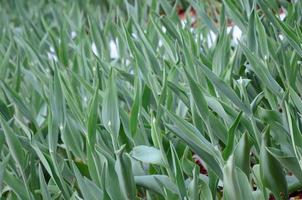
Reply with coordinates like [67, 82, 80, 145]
[0, 0, 302, 199]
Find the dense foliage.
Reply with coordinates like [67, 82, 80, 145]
[0, 0, 302, 199]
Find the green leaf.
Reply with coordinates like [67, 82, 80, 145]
[260, 126, 288, 200]
[129, 76, 141, 136]
[87, 82, 99, 147]
[285, 102, 302, 171]
[222, 111, 243, 160]
[0, 81, 37, 126]
[198, 178, 213, 200]
[212, 25, 230, 76]
[0, 116, 25, 170]
[0, 42, 13, 80]
[267, 147, 302, 182]
[197, 61, 251, 115]
[131, 145, 163, 165]
[170, 142, 186, 199]
[73, 163, 103, 200]
[102, 160, 124, 200]
[274, 17, 302, 57]
[115, 146, 136, 200]
[51, 65, 66, 129]
[102, 70, 120, 137]
[247, 10, 257, 53]
[255, 14, 269, 59]
[240, 43, 283, 96]
[234, 132, 252, 176]
[164, 109, 223, 179]
[38, 164, 51, 200]
[184, 68, 209, 122]
[289, 87, 302, 114]
[0, 154, 9, 198]
[150, 15, 179, 63]
[223, 155, 254, 200]
[3, 170, 32, 200]
[223, 0, 247, 31]
[134, 175, 179, 196]
[188, 166, 199, 200]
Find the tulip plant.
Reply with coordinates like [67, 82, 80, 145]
[0, 0, 302, 199]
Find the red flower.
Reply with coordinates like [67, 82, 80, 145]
[193, 154, 208, 175]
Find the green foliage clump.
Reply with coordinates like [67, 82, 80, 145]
[0, 0, 302, 199]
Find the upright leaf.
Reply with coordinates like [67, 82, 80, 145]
[102, 70, 120, 138]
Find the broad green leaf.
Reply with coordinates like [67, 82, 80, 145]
[131, 145, 163, 165]
[267, 147, 302, 182]
[223, 155, 254, 200]
[164, 109, 223, 179]
[234, 132, 252, 176]
[198, 178, 213, 200]
[73, 163, 103, 200]
[134, 175, 179, 196]
[260, 126, 288, 200]
[102, 160, 124, 200]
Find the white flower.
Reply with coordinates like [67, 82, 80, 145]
[207, 30, 217, 47]
[278, 34, 284, 40]
[59, 123, 64, 131]
[50, 46, 55, 53]
[71, 31, 77, 39]
[91, 42, 98, 56]
[47, 52, 58, 62]
[83, 96, 88, 103]
[109, 40, 119, 59]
